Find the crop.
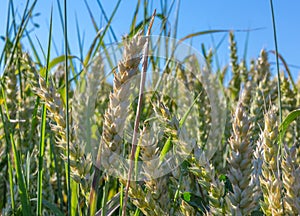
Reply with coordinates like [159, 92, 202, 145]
[0, 1, 299, 216]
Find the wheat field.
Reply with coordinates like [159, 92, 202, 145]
[0, 1, 300, 216]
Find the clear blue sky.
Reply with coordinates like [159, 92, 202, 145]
[0, 0, 299, 80]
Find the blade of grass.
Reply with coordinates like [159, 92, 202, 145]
[210, 32, 227, 73]
[269, 0, 282, 124]
[25, 30, 42, 65]
[172, 0, 180, 40]
[0, 103, 15, 212]
[83, 0, 99, 32]
[101, 177, 110, 216]
[63, 0, 71, 214]
[96, 0, 118, 43]
[0, 0, 12, 67]
[56, 0, 77, 84]
[95, 192, 121, 216]
[10, 133, 32, 215]
[4, 0, 37, 73]
[70, 179, 78, 216]
[178, 28, 263, 44]
[128, 14, 165, 37]
[93, 0, 121, 57]
[9, 0, 17, 36]
[130, 0, 141, 34]
[7, 154, 15, 212]
[75, 13, 84, 66]
[143, 0, 148, 32]
[37, 6, 53, 215]
[278, 109, 300, 139]
[269, 1, 284, 213]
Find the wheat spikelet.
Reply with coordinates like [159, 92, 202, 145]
[259, 107, 283, 215]
[140, 99, 177, 212]
[282, 144, 300, 214]
[140, 97, 196, 214]
[189, 153, 228, 215]
[71, 55, 104, 197]
[251, 50, 270, 85]
[32, 74, 91, 195]
[249, 65, 277, 145]
[228, 31, 241, 102]
[185, 55, 211, 149]
[227, 99, 255, 215]
[180, 200, 196, 216]
[99, 32, 145, 173]
[252, 134, 263, 211]
[118, 178, 165, 216]
[239, 60, 248, 84]
[4, 66, 18, 120]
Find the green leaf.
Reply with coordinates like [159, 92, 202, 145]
[219, 174, 226, 181]
[279, 109, 300, 138]
[159, 137, 172, 162]
[182, 192, 191, 202]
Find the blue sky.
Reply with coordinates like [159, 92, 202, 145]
[0, 0, 299, 80]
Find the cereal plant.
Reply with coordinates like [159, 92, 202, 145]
[0, 1, 299, 216]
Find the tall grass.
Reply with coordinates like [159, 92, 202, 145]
[0, 1, 300, 216]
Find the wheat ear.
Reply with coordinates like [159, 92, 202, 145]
[259, 107, 283, 215]
[227, 100, 255, 215]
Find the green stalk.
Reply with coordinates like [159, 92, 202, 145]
[0, 104, 15, 212]
[101, 178, 110, 216]
[4, 0, 37, 73]
[71, 180, 78, 216]
[93, 0, 121, 57]
[130, 0, 141, 34]
[7, 154, 15, 212]
[269, 0, 282, 124]
[56, 0, 77, 84]
[63, 0, 71, 215]
[10, 133, 32, 215]
[96, 0, 118, 43]
[269, 0, 284, 213]
[36, 6, 53, 216]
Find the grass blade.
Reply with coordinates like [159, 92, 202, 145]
[37, 6, 53, 215]
[10, 133, 32, 215]
[279, 109, 300, 139]
[269, 0, 282, 124]
[63, 0, 71, 214]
